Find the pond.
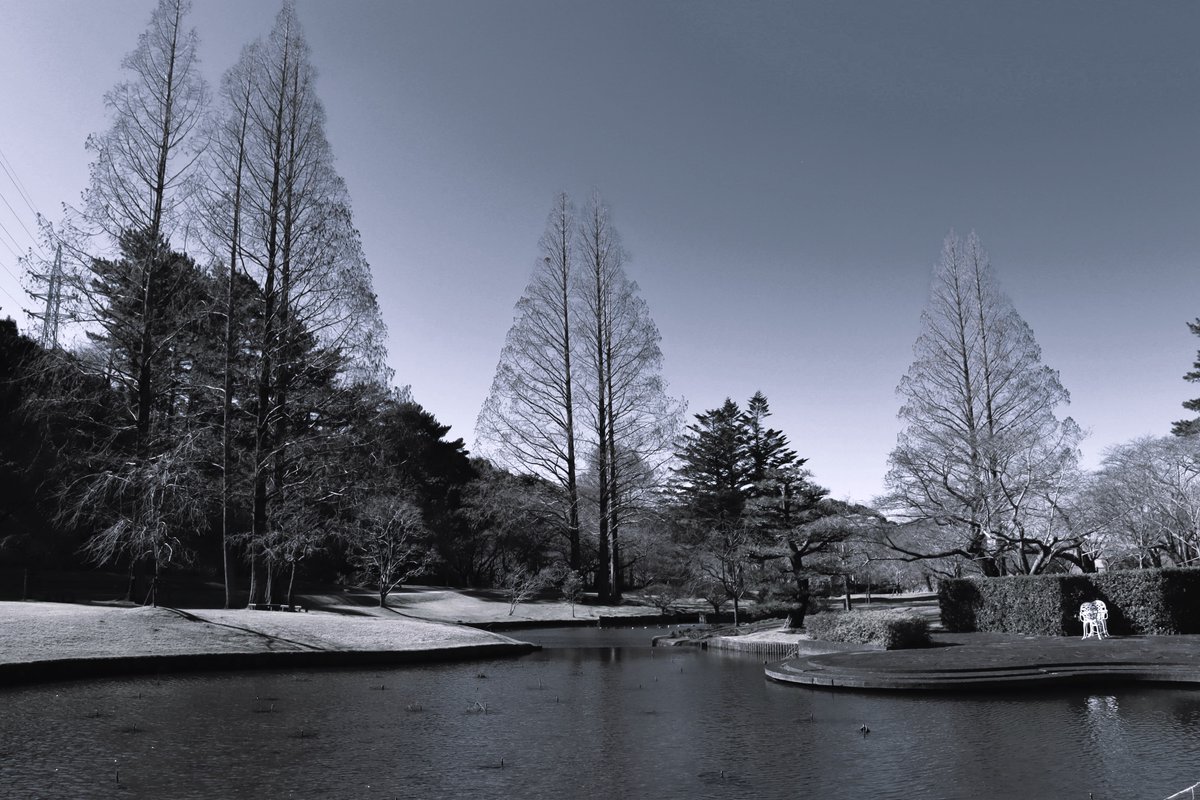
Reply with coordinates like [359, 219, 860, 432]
[1, 626, 1196, 799]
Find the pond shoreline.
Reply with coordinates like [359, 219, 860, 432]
[766, 631, 1200, 691]
[0, 600, 541, 688]
[0, 642, 540, 687]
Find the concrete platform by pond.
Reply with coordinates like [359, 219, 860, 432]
[766, 632, 1200, 691]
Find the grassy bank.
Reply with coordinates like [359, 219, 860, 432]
[0, 585, 668, 686]
[0, 600, 531, 666]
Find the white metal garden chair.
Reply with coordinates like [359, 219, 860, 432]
[1078, 601, 1099, 640]
[1092, 600, 1110, 638]
[1078, 601, 1109, 639]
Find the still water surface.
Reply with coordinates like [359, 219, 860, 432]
[1, 626, 1197, 799]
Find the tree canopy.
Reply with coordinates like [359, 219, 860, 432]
[883, 232, 1084, 576]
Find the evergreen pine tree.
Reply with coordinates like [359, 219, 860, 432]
[1171, 318, 1200, 436]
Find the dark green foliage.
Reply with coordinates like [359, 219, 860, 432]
[744, 391, 800, 488]
[804, 609, 932, 649]
[86, 230, 212, 451]
[672, 398, 750, 522]
[378, 399, 474, 523]
[365, 396, 475, 585]
[0, 320, 133, 575]
[456, 458, 565, 587]
[1171, 318, 1200, 436]
[0, 321, 64, 570]
[936, 579, 982, 633]
[669, 392, 848, 628]
[937, 567, 1200, 635]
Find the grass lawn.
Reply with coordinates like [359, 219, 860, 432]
[303, 585, 661, 625]
[0, 597, 528, 667]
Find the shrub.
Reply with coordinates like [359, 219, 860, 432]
[804, 609, 931, 649]
[937, 579, 981, 633]
[937, 567, 1200, 635]
[631, 583, 689, 615]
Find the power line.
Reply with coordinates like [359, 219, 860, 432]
[0, 144, 41, 219]
[0, 145, 63, 329]
[0, 220, 23, 261]
[0, 253, 23, 283]
[0, 187, 45, 257]
[0, 144, 51, 266]
[0, 274, 23, 312]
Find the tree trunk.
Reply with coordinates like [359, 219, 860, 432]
[784, 577, 811, 630]
[593, 295, 611, 603]
[248, 550, 260, 606]
[220, 99, 248, 610]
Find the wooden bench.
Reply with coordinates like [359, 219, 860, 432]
[247, 603, 306, 613]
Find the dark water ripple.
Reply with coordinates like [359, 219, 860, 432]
[1, 627, 1196, 799]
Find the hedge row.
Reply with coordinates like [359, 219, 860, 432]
[937, 567, 1200, 635]
[804, 609, 932, 649]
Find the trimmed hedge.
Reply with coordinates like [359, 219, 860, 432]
[937, 567, 1200, 635]
[804, 609, 932, 649]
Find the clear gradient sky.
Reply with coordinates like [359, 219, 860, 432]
[1, 1, 1198, 504]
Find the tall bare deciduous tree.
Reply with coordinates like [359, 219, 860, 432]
[476, 194, 583, 569]
[199, 43, 257, 607]
[577, 192, 622, 602]
[577, 191, 679, 600]
[883, 231, 1085, 576]
[78, 0, 210, 457]
[208, 2, 388, 604]
[53, 0, 212, 597]
[480, 191, 678, 601]
[599, 262, 680, 596]
[83, 0, 208, 246]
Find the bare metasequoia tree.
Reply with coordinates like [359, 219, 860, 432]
[199, 44, 257, 607]
[59, 0, 211, 597]
[883, 231, 1084, 576]
[83, 0, 208, 246]
[477, 193, 583, 569]
[208, 3, 386, 604]
[480, 191, 679, 601]
[79, 0, 210, 456]
[576, 193, 620, 601]
[25, 0, 208, 375]
[576, 191, 680, 601]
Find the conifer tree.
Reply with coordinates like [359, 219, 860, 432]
[1170, 318, 1200, 437]
[672, 393, 831, 625]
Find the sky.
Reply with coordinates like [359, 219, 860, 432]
[1, 0, 1198, 504]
